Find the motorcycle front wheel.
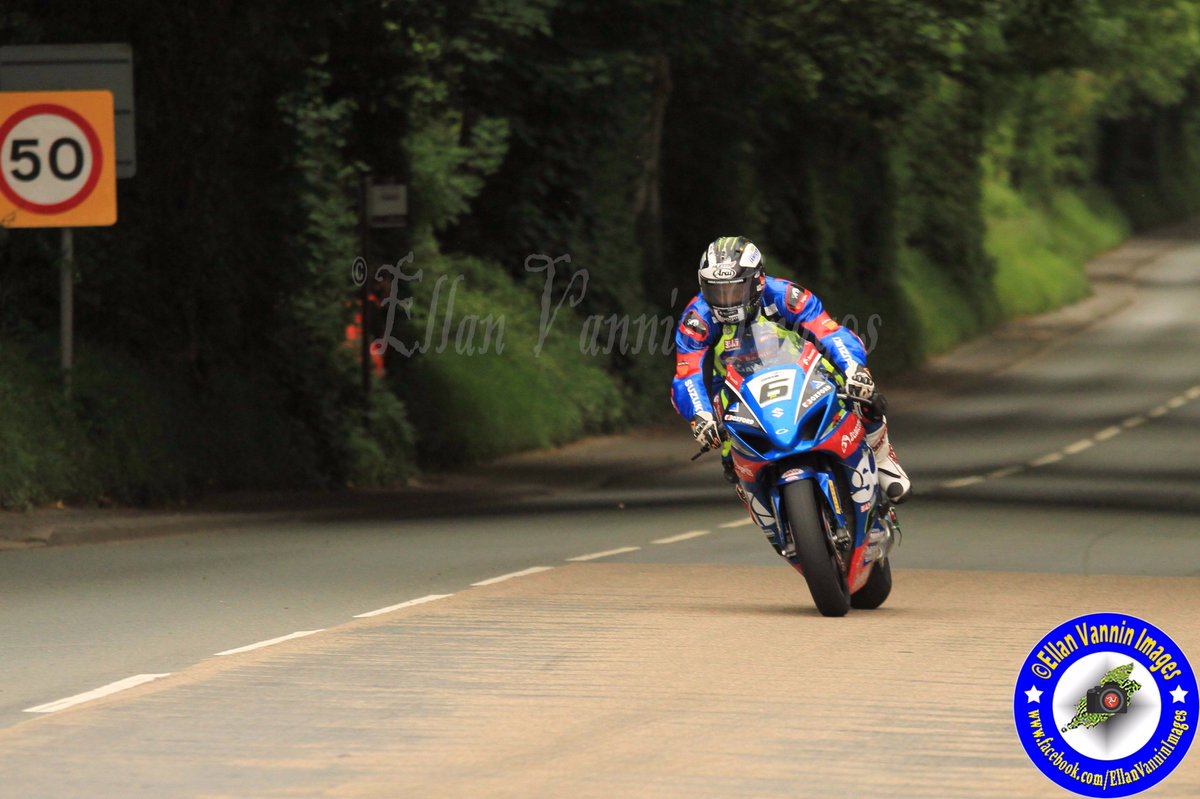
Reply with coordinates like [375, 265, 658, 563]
[850, 557, 892, 609]
[782, 481, 850, 617]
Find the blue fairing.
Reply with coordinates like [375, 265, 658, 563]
[722, 354, 883, 577]
[723, 364, 842, 463]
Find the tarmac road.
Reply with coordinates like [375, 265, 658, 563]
[0, 229, 1198, 797]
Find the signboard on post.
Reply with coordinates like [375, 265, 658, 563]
[0, 43, 136, 178]
[366, 178, 408, 228]
[0, 90, 117, 228]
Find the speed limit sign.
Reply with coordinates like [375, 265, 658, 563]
[0, 90, 116, 227]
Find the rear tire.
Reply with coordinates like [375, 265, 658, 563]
[850, 558, 892, 609]
[782, 481, 850, 617]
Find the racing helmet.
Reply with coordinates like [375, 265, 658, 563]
[698, 236, 766, 324]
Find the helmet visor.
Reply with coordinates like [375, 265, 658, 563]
[702, 279, 751, 310]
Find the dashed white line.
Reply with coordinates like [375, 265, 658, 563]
[214, 630, 324, 657]
[942, 475, 985, 489]
[1063, 439, 1095, 455]
[1029, 452, 1064, 468]
[566, 546, 641, 562]
[719, 518, 754, 528]
[936, 388, 1196, 493]
[24, 673, 171, 714]
[470, 566, 553, 587]
[652, 530, 710, 545]
[354, 594, 453, 618]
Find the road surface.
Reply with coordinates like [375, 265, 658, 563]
[0, 231, 1198, 797]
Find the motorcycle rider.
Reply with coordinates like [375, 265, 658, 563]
[671, 236, 911, 505]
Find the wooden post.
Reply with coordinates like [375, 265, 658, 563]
[61, 227, 74, 395]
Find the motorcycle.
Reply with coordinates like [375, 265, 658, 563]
[698, 318, 901, 616]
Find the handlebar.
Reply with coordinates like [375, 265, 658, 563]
[839, 390, 888, 421]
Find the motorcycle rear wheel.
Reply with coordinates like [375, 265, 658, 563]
[850, 557, 892, 609]
[782, 481, 850, 617]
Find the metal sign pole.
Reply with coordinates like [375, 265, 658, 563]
[359, 175, 372, 408]
[60, 227, 74, 395]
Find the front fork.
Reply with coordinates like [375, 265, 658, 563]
[740, 465, 899, 568]
[740, 469, 851, 561]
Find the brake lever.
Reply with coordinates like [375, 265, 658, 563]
[838, 391, 887, 419]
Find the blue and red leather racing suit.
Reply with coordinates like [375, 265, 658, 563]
[671, 277, 868, 423]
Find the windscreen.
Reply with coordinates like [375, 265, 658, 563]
[722, 319, 810, 378]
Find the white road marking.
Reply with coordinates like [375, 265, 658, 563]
[214, 630, 324, 657]
[937, 389, 1191, 495]
[1029, 452, 1064, 467]
[719, 518, 754, 528]
[471, 566, 553, 586]
[652, 530, 710, 545]
[1063, 439, 1095, 455]
[24, 673, 171, 714]
[567, 546, 641, 562]
[354, 594, 453, 618]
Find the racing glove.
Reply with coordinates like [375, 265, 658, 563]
[690, 411, 722, 450]
[845, 364, 876, 401]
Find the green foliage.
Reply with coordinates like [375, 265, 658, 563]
[0, 342, 83, 509]
[392, 238, 624, 464]
[4, 0, 1200, 506]
[346, 388, 417, 488]
[896, 249, 984, 359]
[0, 342, 325, 508]
[986, 182, 1128, 319]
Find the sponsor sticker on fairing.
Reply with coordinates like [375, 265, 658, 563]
[802, 381, 834, 409]
[839, 416, 864, 456]
[723, 412, 757, 427]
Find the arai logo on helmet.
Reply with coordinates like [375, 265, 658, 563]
[712, 261, 738, 280]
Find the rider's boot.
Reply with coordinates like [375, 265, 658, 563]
[865, 417, 911, 504]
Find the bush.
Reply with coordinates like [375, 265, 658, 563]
[390, 246, 624, 465]
[986, 182, 1128, 320]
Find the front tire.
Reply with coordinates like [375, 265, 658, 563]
[850, 558, 892, 609]
[782, 481, 850, 617]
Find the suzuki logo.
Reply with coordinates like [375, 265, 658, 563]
[771, 407, 784, 419]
